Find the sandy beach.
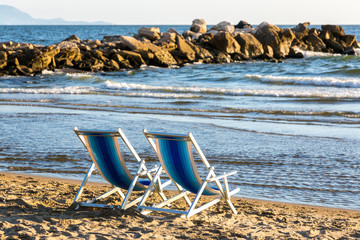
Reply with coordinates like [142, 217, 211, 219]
[0, 172, 359, 239]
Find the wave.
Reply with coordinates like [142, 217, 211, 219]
[245, 74, 360, 88]
[3, 81, 360, 99]
[299, 50, 342, 58]
[104, 80, 360, 99]
[0, 86, 96, 94]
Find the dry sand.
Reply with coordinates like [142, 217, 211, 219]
[0, 172, 359, 239]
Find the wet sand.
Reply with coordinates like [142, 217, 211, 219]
[0, 172, 359, 239]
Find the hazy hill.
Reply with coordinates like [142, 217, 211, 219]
[0, 5, 111, 25]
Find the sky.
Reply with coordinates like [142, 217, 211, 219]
[1, 0, 360, 25]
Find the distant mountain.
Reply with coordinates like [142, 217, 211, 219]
[0, 5, 111, 25]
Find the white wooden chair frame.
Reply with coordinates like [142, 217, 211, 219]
[137, 130, 240, 218]
[73, 127, 170, 210]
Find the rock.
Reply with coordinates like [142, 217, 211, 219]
[234, 32, 264, 58]
[173, 35, 196, 61]
[210, 21, 235, 33]
[343, 47, 356, 55]
[0, 60, 7, 69]
[79, 44, 92, 51]
[55, 41, 78, 49]
[321, 25, 345, 37]
[119, 50, 146, 68]
[16, 65, 33, 76]
[104, 59, 120, 71]
[103, 35, 122, 42]
[0, 51, 7, 61]
[198, 33, 214, 45]
[235, 20, 252, 29]
[138, 27, 161, 41]
[166, 28, 182, 37]
[214, 52, 231, 63]
[324, 39, 345, 53]
[75, 57, 104, 71]
[111, 54, 132, 68]
[190, 19, 207, 34]
[55, 46, 81, 64]
[57, 59, 74, 68]
[353, 40, 360, 48]
[305, 33, 326, 52]
[292, 22, 310, 40]
[254, 22, 293, 58]
[64, 34, 80, 43]
[155, 32, 176, 45]
[342, 35, 356, 48]
[182, 30, 195, 40]
[143, 42, 177, 66]
[287, 47, 304, 58]
[192, 33, 203, 41]
[210, 32, 241, 54]
[234, 28, 254, 34]
[118, 36, 149, 51]
[232, 52, 250, 61]
[319, 30, 333, 41]
[263, 45, 274, 59]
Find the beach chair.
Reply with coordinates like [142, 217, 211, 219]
[73, 127, 170, 210]
[137, 130, 240, 218]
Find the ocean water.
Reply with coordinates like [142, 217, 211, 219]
[0, 25, 360, 210]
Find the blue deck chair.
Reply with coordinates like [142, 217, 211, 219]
[73, 127, 170, 210]
[137, 130, 240, 218]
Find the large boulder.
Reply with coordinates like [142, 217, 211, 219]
[24, 46, 59, 72]
[0, 51, 7, 61]
[144, 42, 177, 66]
[324, 39, 345, 53]
[138, 27, 161, 41]
[119, 50, 146, 68]
[292, 22, 310, 40]
[254, 22, 294, 58]
[63, 34, 80, 43]
[172, 35, 196, 61]
[321, 25, 345, 37]
[234, 33, 264, 58]
[235, 20, 252, 29]
[210, 21, 235, 33]
[118, 36, 149, 51]
[55, 46, 81, 63]
[341, 35, 356, 48]
[210, 32, 241, 54]
[190, 19, 207, 34]
[305, 33, 327, 52]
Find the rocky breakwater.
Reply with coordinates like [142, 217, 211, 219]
[0, 20, 359, 76]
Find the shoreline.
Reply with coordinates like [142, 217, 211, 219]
[1, 171, 359, 239]
[3, 171, 359, 213]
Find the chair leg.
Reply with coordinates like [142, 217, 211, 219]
[87, 187, 123, 203]
[73, 163, 96, 204]
[186, 169, 213, 218]
[137, 166, 163, 211]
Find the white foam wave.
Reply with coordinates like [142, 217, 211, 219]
[246, 74, 360, 88]
[104, 80, 360, 99]
[41, 70, 55, 75]
[0, 86, 95, 94]
[296, 49, 342, 58]
[355, 48, 360, 56]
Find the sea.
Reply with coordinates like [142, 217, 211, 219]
[0, 25, 359, 210]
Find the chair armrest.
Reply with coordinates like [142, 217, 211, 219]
[207, 171, 237, 182]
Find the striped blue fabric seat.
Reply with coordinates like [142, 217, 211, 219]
[154, 135, 219, 196]
[82, 132, 148, 191]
